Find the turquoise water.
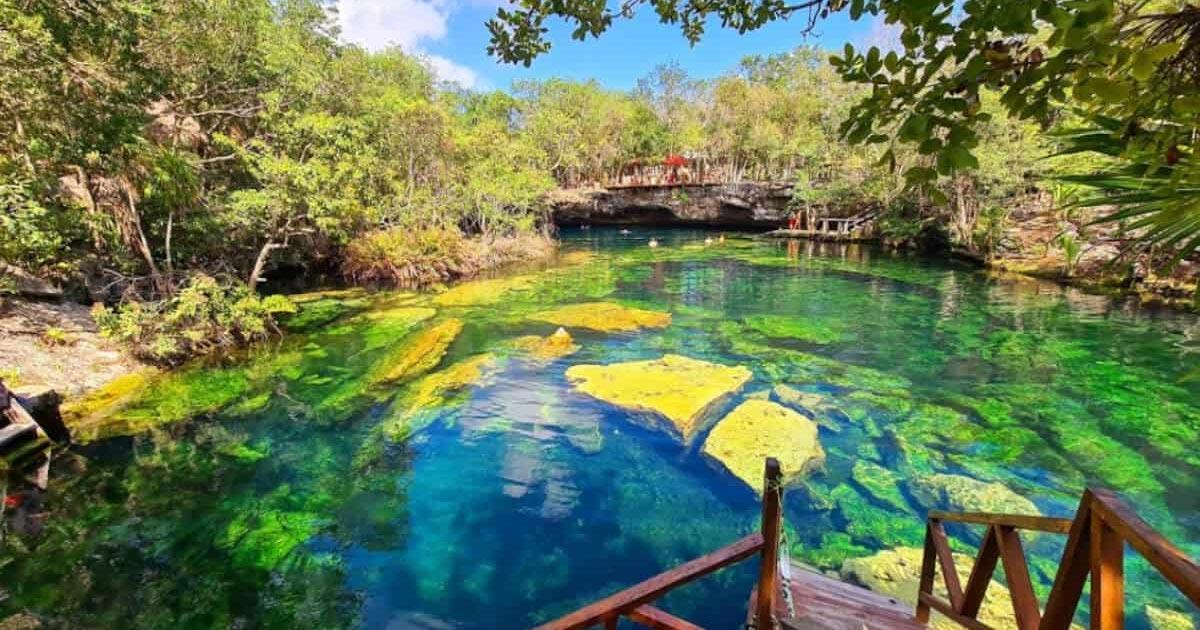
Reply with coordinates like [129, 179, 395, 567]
[2, 228, 1198, 628]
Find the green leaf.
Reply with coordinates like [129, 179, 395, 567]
[898, 113, 930, 141]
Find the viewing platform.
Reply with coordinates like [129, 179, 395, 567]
[536, 459, 1200, 630]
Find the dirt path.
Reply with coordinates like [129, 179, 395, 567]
[0, 298, 145, 396]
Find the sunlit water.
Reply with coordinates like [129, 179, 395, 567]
[3, 228, 1198, 628]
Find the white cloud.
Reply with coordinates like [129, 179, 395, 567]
[423, 54, 480, 89]
[336, 0, 480, 88]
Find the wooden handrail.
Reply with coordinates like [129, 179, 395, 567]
[917, 487, 1200, 630]
[927, 511, 1075, 534]
[534, 458, 784, 630]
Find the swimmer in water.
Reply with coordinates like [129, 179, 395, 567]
[648, 238, 659, 248]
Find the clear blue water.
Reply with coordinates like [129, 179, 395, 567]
[2, 228, 1197, 628]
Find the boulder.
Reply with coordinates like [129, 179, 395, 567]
[144, 99, 205, 149]
[530, 302, 671, 333]
[512, 327, 579, 361]
[908, 473, 1040, 516]
[565, 354, 751, 439]
[0, 263, 62, 299]
[702, 400, 824, 492]
[841, 547, 1020, 630]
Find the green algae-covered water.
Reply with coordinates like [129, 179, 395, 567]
[3, 228, 1198, 628]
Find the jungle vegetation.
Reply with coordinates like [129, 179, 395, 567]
[1, 0, 1196, 361]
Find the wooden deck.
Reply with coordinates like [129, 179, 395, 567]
[748, 566, 926, 630]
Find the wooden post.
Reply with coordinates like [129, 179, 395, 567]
[755, 458, 783, 629]
[1090, 511, 1125, 630]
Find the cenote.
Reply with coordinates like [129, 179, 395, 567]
[3, 228, 1198, 628]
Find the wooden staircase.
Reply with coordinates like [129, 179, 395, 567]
[535, 459, 1200, 630]
[1, 382, 52, 489]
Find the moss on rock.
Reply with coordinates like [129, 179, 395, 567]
[380, 353, 501, 441]
[511, 327, 580, 362]
[702, 400, 824, 492]
[565, 354, 751, 440]
[433, 275, 535, 307]
[373, 319, 463, 384]
[851, 461, 910, 512]
[908, 473, 1039, 516]
[530, 302, 671, 333]
[841, 547, 1022, 630]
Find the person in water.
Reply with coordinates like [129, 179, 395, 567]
[704, 236, 713, 246]
[648, 238, 659, 248]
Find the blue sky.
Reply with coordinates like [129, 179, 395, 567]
[334, 0, 884, 91]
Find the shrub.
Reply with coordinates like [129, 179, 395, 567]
[342, 225, 554, 288]
[93, 274, 296, 365]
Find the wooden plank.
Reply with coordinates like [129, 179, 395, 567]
[927, 511, 1074, 534]
[916, 523, 938, 624]
[1089, 487, 1200, 607]
[1089, 510, 1124, 630]
[930, 520, 964, 610]
[918, 592, 993, 630]
[628, 605, 703, 630]
[995, 526, 1041, 630]
[755, 458, 783, 630]
[961, 526, 1000, 620]
[533, 533, 765, 630]
[1040, 491, 1094, 630]
[780, 563, 926, 630]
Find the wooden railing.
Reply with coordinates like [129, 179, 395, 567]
[535, 458, 784, 630]
[917, 487, 1200, 630]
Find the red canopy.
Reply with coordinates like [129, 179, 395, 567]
[663, 154, 687, 167]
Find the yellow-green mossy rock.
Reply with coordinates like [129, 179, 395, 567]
[374, 319, 463, 384]
[908, 473, 1040, 516]
[841, 547, 1024, 630]
[1147, 606, 1196, 630]
[381, 353, 500, 440]
[565, 354, 751, 439]
[702, 400, 824, 492]
[530, 302, 671, 333]
[512, 327, 580, 362]
[61, 369, 159, 432]
[433, 275, 534, 307]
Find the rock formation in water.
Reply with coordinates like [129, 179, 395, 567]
[907, 473, 1040, 516]
[511, 327, 580, 362]
[530, 302, 671, 333]
[565, 354, 752, 440]
[702, 399, 824, 492]
[841, 546, 1022, 630]
[548, 183, 798, 228]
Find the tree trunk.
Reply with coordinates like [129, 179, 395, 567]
[248, 240, 281, 288]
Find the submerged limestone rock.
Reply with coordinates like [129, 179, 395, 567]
[373, 319, 463, 384]
[1146, 606, 1197, 630]
[851, 461, 910, 512]
[743, 314, 844, 344]
[908, 473, 1040, 516]
[702, 400, 824, 492]
[772, 384, 845, 432]
[433, 275, 534, 307]
[841, 547, 1021, 630]
[565, 354, 751, 439]
[380, 353, 501, 441]
[511, 327, 580, 362]
[530, 302, 671, 333]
